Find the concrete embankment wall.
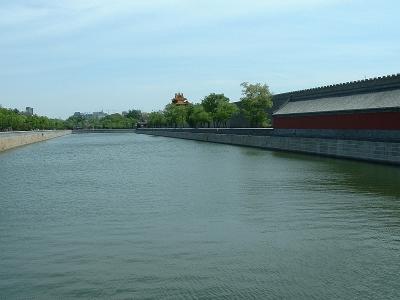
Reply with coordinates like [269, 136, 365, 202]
[0, 130, 71, 152]
[137, 129, 400, 165]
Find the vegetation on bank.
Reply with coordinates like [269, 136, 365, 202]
[0, 82, 273, 131]
[0, 107, 66, 131]
[147, 82, 272, 128]
[0, 106, 144, 131]
[65, 109, 143, 129]
[240, 82, 273, 127]
[148, 94, 238, 128]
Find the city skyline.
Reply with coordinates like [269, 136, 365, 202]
[1, 0, 400, 119]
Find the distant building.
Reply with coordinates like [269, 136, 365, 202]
[92, 111, 107, 119]
[73, 112, 82, 117]
[172, 93, 190, 105]
[25, 107, 33, 116]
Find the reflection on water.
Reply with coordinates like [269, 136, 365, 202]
[272, 151, 400, 198]
[0, 133, 399, 299]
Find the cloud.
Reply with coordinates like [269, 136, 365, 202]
[0, 1, 165, 43]
[0, 0, 342, 41]
[0, 4, 50, 26]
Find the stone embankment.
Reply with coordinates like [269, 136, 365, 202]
[0, 130, 71, 152]
[136, 128, 400, 165]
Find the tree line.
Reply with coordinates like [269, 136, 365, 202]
[148, 82, 273, 128]
[65, 109, 143, 130]
[0, 81, 272, 131]
[0, 107, 66, 131]
[0, 107, 143, 131]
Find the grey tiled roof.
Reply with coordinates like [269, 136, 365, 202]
[273, 89, 400, 116]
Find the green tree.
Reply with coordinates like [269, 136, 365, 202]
[148, 111, 166, 128]
[102, 113, 135, 129]
[65, 115, 84, 129]
[164, 104, 188, 128]
[240, 82, 273, 127]
[201, 93, 231, 127]
[214, 101, 239, 128]
[0, 106, 67, 131]
[188, 104, 211, 128]
[201, 93, 229, 114]
[126, 109, 142, 121]
[65, 112, 137, 130]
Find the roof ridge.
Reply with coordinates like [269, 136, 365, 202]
[292, 73, 400, 94]
[272, 73, 400, 102]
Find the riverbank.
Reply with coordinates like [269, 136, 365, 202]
[0, 130, 71, 152]
[136, 128, 400, 165]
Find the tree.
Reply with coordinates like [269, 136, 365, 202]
[214, 101, 238, 128]
[188, 104, 211, 128]
[65, 112, 138, 129]
[201, 93, 229, 114]
[65, 115, 85, 129]
[126, 109, 142, 121]
[0, 106, 67, 131]
[102, 113, 135, 129]
[240, 82, 273, 127]
[201, 93, 231, 127]
[148, 111, 166, 128]
[164, 104, 188, 128]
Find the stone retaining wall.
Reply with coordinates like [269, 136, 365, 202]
[0, 130, 71, 152]
[137, 129, 400, 165]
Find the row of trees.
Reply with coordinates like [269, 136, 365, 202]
[148, 82, 273, 128]
[148, 93, 239, 128]
[0, 107, 146, 131]
[0, 107, 66, 131]
[0, 107, 145, 131]
[65, 109, 144, 129]
[0, 82, 272, 131]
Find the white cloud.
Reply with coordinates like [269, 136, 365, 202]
[0, 1, 171, 43]
[0, 4, 50, 26]
[0, 0, 342, 39]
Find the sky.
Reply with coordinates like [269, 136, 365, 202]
[0, 0, 399, 119]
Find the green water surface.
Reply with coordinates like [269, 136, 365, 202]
[1, 133, 399, 299]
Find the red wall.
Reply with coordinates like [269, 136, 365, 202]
[273, 111, 400, 130]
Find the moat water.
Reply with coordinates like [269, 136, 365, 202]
[1, 133, 400, 299]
